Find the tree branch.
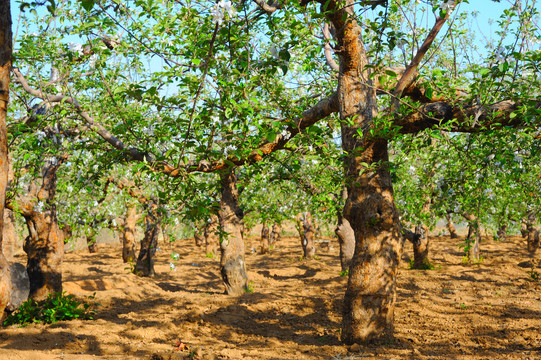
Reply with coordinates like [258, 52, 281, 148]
[391, 6, 454, 108]
[13, 68, 339, 176]
[396, 99, 538, 134]
[13, 67, 152, 162]
[252, 0, 281, 14]
[323, 23, 339, 72]
[167, 92, 340, 174]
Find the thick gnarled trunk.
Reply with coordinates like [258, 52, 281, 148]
[86, 228, 98, 253]
[0, 0, 12, 317]
[335, 188, 355, 272]
[2, 209, 17, 260]
[463, 214, 481, 262]
[121, 205, 138, 263]
[134, 202, 160, 277]
[218, 171, 248, 295]
[446, 214, 459, 239]
[524, 212, 539, 254]
[332, 8, 402, 343]
[23, 210, 64, 300]
[335, 214, 354, 272]
[204, 214, 219, 256]
[270, 223, 281, 247]
[497, 223, 507, 241]
[301, 212, 316, 259]
[260, 222, 270, 254]
[412, 224, 429, 269]
[341, 139, 402, 344]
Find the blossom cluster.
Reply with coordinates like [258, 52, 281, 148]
[211, 0, 236, 26]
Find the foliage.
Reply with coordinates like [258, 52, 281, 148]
[407, 258, 435, 271]
[527, 267, 539, 282]
[3, 292, 99, 326]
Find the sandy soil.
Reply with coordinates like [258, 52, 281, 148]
[0, 233, 540, 360]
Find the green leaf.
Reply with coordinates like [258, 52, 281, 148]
[266, 130, 277, 143]
[81, 0, 95, 11]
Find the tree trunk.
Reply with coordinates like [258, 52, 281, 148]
[121, 205, 137, 263]
[464, 215, 481, 262]
[2, 209, 17, 260]
[194, 225, 204, 247]
[270, 223, 281, 246]
[522, 211, 539, 255]
[218, 171, 248, 295]
[260, 222, 270, 254]
[521, 220, 528, 238]
[335, 13, 402, 342]
[411, 224, 429, 269]
[497, 223, 507, 241]
[86, 228, 98, 253]
[445, 214, 459, 239]
[134, 202, 160, 277]
[341, 137, 402, 344]
[525, 212, 539, 254]
[335, 188, 355, 272]
[0, 0, 12, 317]
[23, 209, 64, 300]
[17, 159, 65, 301]
[204, 214, 219, 256]
[335, 214, 355, 272]
[301, 212, 316, 259]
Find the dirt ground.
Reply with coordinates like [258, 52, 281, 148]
[0, 232, 540, 360]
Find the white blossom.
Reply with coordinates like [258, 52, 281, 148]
[35, 130, 46, 141]
[219, 0, 236, 17]
[68, 42, 84, 56]
[169, 262, 177, 271]
[211, 5, 224, 25]
[270, 45, 278, 59]
[438, 0, 455, 12]
[89, 54, 98, 68]
[34, 201, 45, 213]
[494, 47, 506, 63]
[172, 252, 180, 260]
[211, 0, 236, 26]
[280, 129, 291, 140]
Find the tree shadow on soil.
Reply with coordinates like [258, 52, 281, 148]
[0, 329, 113, 355]
[202, 295, 342, 347]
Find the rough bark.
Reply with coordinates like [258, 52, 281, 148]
[0, 0, 12, 317]
[270, 223, 281, 246]
[2, 209, 17, 260]
[86, 228, 98, 253]
[15, 159, 65, 301]
[218, 171, 248, 295]
[204, 214, 219, 256]
[121, 205, 138, 263]
[134, 202, 160, 277]
[335, 215, 355, 272]
[446, 214, 459, 239]
[23, 210, 64, 300]
[194, 226, 204, 247]
[260, 222, 270, 254]
[463, 214, 481, 262]
[497, 223, 507, 241]
[328, 0, 403, 343]
[335, 188, 355, 272]
[525, 212, 539, 254]
[412, 224, 429, 269]
[301, 212, 316, 259]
